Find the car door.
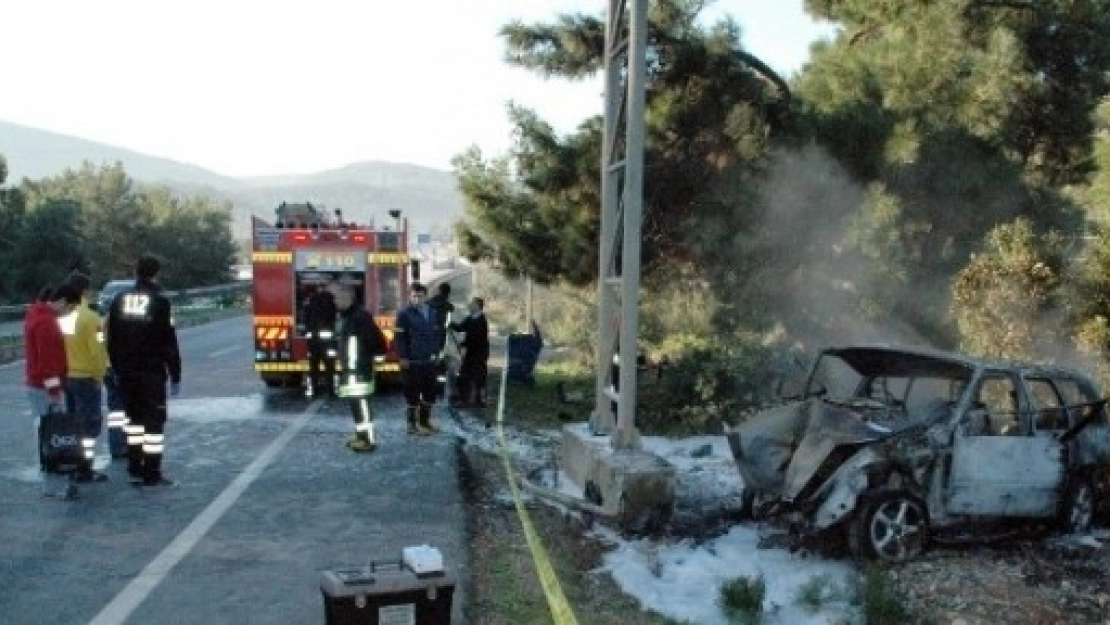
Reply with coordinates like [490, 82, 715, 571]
[945, 370, 1064, 518]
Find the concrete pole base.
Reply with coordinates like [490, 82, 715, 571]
[559, 423, 676, 532]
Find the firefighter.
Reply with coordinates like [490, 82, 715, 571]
[394, 282, 441, 434]
[427, 282, 455, 355]
[328, 282, 387, 452]
[105, 255, 182, 487]
[302, 281, 338, 398]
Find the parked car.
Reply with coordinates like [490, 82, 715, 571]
[726, 344, 1110, 562]
[95, 279, 133, 315]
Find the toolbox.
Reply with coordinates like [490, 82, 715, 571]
[320, 559, 455, 625]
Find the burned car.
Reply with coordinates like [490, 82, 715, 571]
[726, 345, 1109, 562]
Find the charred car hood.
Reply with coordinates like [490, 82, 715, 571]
[729, 398, 899, 500]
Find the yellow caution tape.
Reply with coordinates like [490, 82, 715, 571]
[494, 352, 578, 625]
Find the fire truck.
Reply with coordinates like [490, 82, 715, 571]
[251, 201, 415, 389]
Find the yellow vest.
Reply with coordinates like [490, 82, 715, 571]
[62, 301, 108, 380]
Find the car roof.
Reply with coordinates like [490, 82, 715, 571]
[821, 344, 1097, 386]
[822, 345, 977, 378]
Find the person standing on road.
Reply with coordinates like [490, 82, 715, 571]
[394, 282, 441, 434]
[24, 284, 80, 499]
[60, 272, 109, 483]
[449, 297, 489, 407]
[427, 282, 455, 355]
[328, 282, 387, 452]
[426, 282, 456, 399]
[302, 281, 338, 399]
[105, 255, 182, 487]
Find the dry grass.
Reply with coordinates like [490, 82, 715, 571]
[461, 448, 682, 625]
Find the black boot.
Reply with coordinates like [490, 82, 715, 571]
[406, 406, 419, 434]
[127, 445, 143, 481]
[417, 404, 438, 435]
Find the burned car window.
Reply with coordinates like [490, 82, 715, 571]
[1027, 377, 1066, 432]
[972, 374, 1021, 435]
[1050, 376, 1102, 428]
[805, 348, 974, 426]
[903, 377, 961, 420]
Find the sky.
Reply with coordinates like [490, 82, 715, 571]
[0, 0, 836, 178]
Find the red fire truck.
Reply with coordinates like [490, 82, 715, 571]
[251, 202, 414, 389]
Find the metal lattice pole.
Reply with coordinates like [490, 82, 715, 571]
[592, 0, 647, 451]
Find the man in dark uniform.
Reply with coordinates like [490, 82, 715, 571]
[302, 282, 338, 398]
[329, 283, 387, 452]
[449, 297, 490, 407]
[394, 282, 441, 434]
[105, 255, 182, 487]
[426, 282, 456, 401]
[427, 282, 455, 355]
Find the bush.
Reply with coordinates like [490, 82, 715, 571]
[719, 574, 766, 624]
[795, 573, 834, 613]
[636, 334, 788, 436]
[858, 564, 908, 625]
[473, 265, 807, 435]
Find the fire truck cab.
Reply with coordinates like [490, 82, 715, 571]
[251, 202, 415, 390]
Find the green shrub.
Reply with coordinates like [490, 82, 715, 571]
[635, 334, 788, 436]
[858, 564, 908, 625]
[795, 573, 834, 613]
[719, 574, 766, 624]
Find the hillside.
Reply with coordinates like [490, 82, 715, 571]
[0, 119, 464, 239]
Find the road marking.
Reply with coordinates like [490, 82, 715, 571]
[494, 354, 579, 625]
[207, 345, 240, 359]
[88, 401, 323, 625]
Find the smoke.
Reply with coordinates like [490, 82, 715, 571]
[740, 143, 935, 352]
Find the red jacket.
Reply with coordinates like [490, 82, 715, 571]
[24, 301, 67, 390]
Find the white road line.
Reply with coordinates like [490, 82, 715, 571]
[207, 345, 240, 359]
[88, 401, 323, 625]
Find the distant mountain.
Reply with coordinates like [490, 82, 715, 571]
[0, 120, 464, 239]
[0, 119, 240, 189]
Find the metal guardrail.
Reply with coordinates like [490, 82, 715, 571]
[0, 282, 252, 322]
[0, 296, 250, 365]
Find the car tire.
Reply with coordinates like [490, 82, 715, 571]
[848, 490, 929, 563]
[1058, 475, 1095, 534]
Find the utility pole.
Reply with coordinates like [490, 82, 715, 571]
[591, 0, 647, 451]
[525, 274, 534, 331]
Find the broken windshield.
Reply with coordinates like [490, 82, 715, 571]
[804, 348, 975, 424]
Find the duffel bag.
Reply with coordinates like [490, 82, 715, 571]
[39, 405, 84, 474]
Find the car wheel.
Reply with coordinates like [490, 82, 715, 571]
[1059, 476, 1095, 534]
[849, 490, 928, 563]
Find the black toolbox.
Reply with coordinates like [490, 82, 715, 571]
[320, 560, 455, 625]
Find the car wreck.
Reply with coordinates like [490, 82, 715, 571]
[726, 345, 1110, 562]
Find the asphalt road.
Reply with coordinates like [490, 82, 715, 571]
[0, 314, 469, 624]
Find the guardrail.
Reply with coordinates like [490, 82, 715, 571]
[0, 282, 253, 322]
[0, 293, 251, 365]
